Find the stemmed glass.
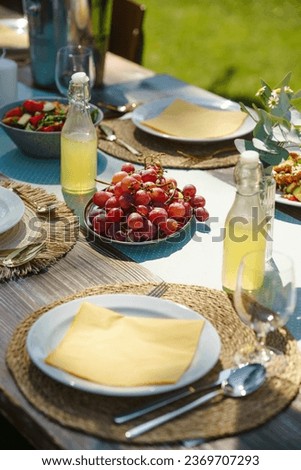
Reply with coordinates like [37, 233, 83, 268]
[234, 250, 296, 365]
[55, 45, 96, 96]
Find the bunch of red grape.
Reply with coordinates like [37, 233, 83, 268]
[87, 160, 209, 243]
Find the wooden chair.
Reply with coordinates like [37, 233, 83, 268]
[108, 0, 146, 64]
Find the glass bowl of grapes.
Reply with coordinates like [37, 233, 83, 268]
[84, 158, 209, 245]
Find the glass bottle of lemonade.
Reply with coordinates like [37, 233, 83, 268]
[61, 72, 97, 195]
[222, 150, 267, 294]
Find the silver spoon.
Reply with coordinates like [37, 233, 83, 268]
[115, 366, 234, 424]
[99, 124, 142, 156]
[97, 101, 140, 114]
[125, 363, 266, 440]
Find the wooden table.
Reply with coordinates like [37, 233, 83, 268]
[1, 20, 301, 449]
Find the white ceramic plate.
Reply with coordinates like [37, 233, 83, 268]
[0, 186, 25, 235]
[26, 294, 221, 397]
[131, 96, 255, 143]
[275, 192, 301, 207]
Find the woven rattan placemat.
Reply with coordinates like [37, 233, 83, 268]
[98, 119, 239, 169]
[0, 181, 79, 281]
[6, 282, 301, 445]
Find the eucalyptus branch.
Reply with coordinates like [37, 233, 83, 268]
[235, 73, 301, 174]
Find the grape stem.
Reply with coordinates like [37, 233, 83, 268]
[95, 178, 111, 185]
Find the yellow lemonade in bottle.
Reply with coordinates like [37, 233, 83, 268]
[222, 221, 266, 293]
[61, 132, 97, 194]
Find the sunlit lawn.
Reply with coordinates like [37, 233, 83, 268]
[140, 0, 301, 104]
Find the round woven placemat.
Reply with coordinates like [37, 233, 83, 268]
[0, 181, 79, 282]
[6, 282, 301, 445]
[98, 119, 239, 169]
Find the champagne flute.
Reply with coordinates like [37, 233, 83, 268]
[234, 250, 296, 365]
[55, 45, 96, 96]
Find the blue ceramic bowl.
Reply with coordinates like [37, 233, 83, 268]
[0, 97, 103, 159]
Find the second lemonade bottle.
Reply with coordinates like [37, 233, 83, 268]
[61, 72, 97, 196]
[222, 150, 267, 294]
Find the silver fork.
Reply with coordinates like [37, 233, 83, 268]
[0, 242, 46, 267]
[147, 281, 168, 298]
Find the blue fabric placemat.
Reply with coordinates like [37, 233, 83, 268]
[275, 208, 300, 225]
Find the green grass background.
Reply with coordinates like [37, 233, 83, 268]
[140, 0, 301, 104]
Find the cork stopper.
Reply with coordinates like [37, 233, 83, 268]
[71, 72, 89, 84]
[240, 150, 260, 166]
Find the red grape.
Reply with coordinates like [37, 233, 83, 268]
[194, 207, 209, 222]
[182, 184, 197, 199]
[149, 187, 168, 203]
[113, 181, 124, 198]
[119, 193, 134, 211]
[121, 175, 141, 192]
[149, 207, 168, 225]
[93, 212, 108, 234]
[114, 230, 127, 241]
[105, 196, 120, 209]
[93, 190, 113, 208]
[112, 171, 128, 184]
[139, 219, 157, 241]
[127, 212, 144, 230]
[141, 168, 158, 183]
[136, 205, 149, 216]
[168, 201, 186, 218]
[183, 201, 193, 218]
[121, 162, 135, 173]
[106, 207, 124, 222]
[134, 189, 151, 206]
[160, 218, 179, 235]
[191, 195, 206, 207]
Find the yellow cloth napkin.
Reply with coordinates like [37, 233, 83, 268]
[142, 98, 247, 139]
[45, 301, 205, 387]
[0, 24, 29, 49]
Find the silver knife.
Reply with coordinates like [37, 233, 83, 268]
[114, 367, 233, 424]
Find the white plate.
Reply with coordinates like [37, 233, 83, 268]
[275, 192, 301, 207]
[26, 294, 221, 397]
[131, 96, 255, 143]
[0, 186, 25, 235]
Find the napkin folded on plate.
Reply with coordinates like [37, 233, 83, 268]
[45, 301, 205, 387]
[142, 98, 247, 139]
[0, 24, 29, 49]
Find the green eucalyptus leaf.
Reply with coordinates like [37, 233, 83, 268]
[253, 121, 270, 142]
[253, 137, 283, 154]
[249, 73, 300, 167]
[274, 72, 292, 90]
[292, 90, 301, 99]
[239, 102, 257, 121]
[269, 90, 290, 118]
[258, 147, 289, 168]
[259, 79, 272, 94]
[234, 138, 256, 153]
